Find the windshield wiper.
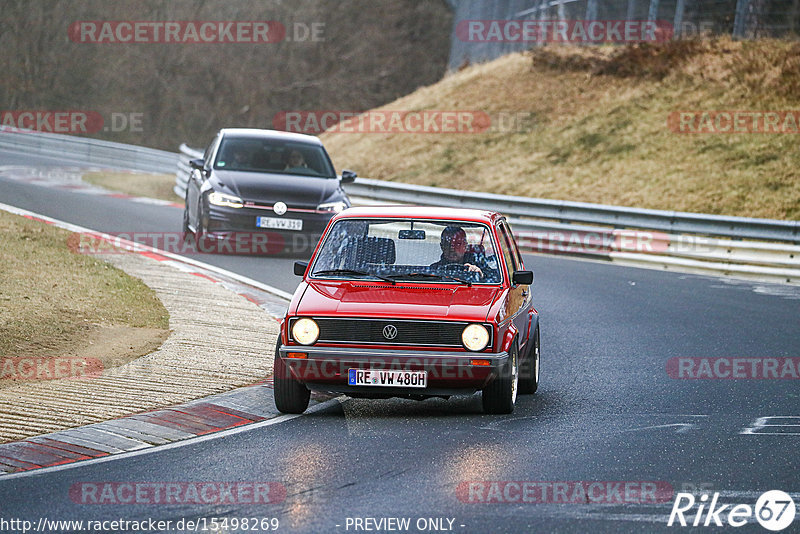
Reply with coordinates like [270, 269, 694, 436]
[386, 272, 472, 286]
[313, 269, 396, 285]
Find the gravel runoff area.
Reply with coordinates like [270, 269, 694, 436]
[0, 250, 281, 443]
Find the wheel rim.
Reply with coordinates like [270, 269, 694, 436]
[534, 336, 540, 384]
[510, 346, 518, 404]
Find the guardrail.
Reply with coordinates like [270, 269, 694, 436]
[344, 178, 800, 245]
[0, 126, 177, 174]
[175, 143, 202, 199]
[176, 144, 800, 284]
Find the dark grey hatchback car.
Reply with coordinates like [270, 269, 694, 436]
[183, 128, 356, 255]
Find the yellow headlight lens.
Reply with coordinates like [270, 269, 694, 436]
[292, 318, 319, 346]
[462, 324, 489, 352]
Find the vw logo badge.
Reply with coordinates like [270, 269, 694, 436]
[273, 201, 288, 216]
[382, 325, 398, 340]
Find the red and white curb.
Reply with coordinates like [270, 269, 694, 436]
[0, 386, 338, 479]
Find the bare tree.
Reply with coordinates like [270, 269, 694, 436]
[2, 0, 452, 149]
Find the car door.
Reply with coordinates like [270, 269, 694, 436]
[497, 220, 532, 355]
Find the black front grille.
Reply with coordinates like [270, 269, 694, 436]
[293, 318, 486, 348]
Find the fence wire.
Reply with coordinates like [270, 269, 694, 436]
[447, 0, 800, 69]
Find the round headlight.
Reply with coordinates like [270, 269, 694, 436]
[462, 324, 489, 352]
[292, 318, 319, 346]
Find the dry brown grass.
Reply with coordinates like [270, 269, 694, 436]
[322, 38, 800, 220]
[0, 210, 170, 387]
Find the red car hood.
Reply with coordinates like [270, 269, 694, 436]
[296, 281, 499, 323]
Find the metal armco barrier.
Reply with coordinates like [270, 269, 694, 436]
[0, 126, 177, 174]
[175, 143, 201, 199]
[343, 177, 800, 245]
[510, 226, 800, 283]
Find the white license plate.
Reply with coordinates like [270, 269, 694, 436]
[348, 369, 427, 388]
[256, 217, 303, 231]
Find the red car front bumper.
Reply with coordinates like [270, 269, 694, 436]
[278, 345, 510, 396]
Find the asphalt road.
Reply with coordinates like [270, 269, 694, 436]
[1, 149, 798, 533]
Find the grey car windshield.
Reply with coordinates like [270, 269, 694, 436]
[214, 138, 335, 178]
[311, 219, 503, 284]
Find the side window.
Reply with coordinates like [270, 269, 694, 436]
[500, 222, 524, 271]
[496, 224, 517, 283]
[204, 135, 220, 168]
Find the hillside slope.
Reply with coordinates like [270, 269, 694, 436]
[322, 38, 800, 220]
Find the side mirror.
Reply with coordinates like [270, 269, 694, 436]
[294, 261, 309, 276]
[512, 270, 533, 286]
[189, 158, 205, 170]
[340, 170, 357, 183]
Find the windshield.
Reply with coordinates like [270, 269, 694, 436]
[311, 219, 503, 284]
[213, 137, 336, 178]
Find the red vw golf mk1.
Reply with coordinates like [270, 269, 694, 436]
[274, 206, 540, 414]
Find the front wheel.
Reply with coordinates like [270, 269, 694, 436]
[519, 326, 540, 394]
[273, 339, 310, 414]
[482, 341, 518, 414]
[181, 204, 192, 243]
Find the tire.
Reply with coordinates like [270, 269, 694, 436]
[273, 339, 310, 414]
[181, 204, 192, 244]
[519, 326, 540, 394]
[194, 207, 210, 253]
[482, 341, 519, 414]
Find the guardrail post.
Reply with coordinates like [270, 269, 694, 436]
[733, 0, 751, 38]
[585, 0, 598, 22]
[674, 0, 686, 36]
[648, 0, 659, 21]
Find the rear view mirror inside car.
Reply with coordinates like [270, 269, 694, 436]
[398, 230, 426, 240]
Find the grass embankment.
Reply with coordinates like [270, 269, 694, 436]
[82, 171, 179, 203]
[0, 210, 170, 388]
[321, 38, 800, 220]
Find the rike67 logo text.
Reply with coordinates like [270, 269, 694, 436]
[668, 490, 796, 531]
